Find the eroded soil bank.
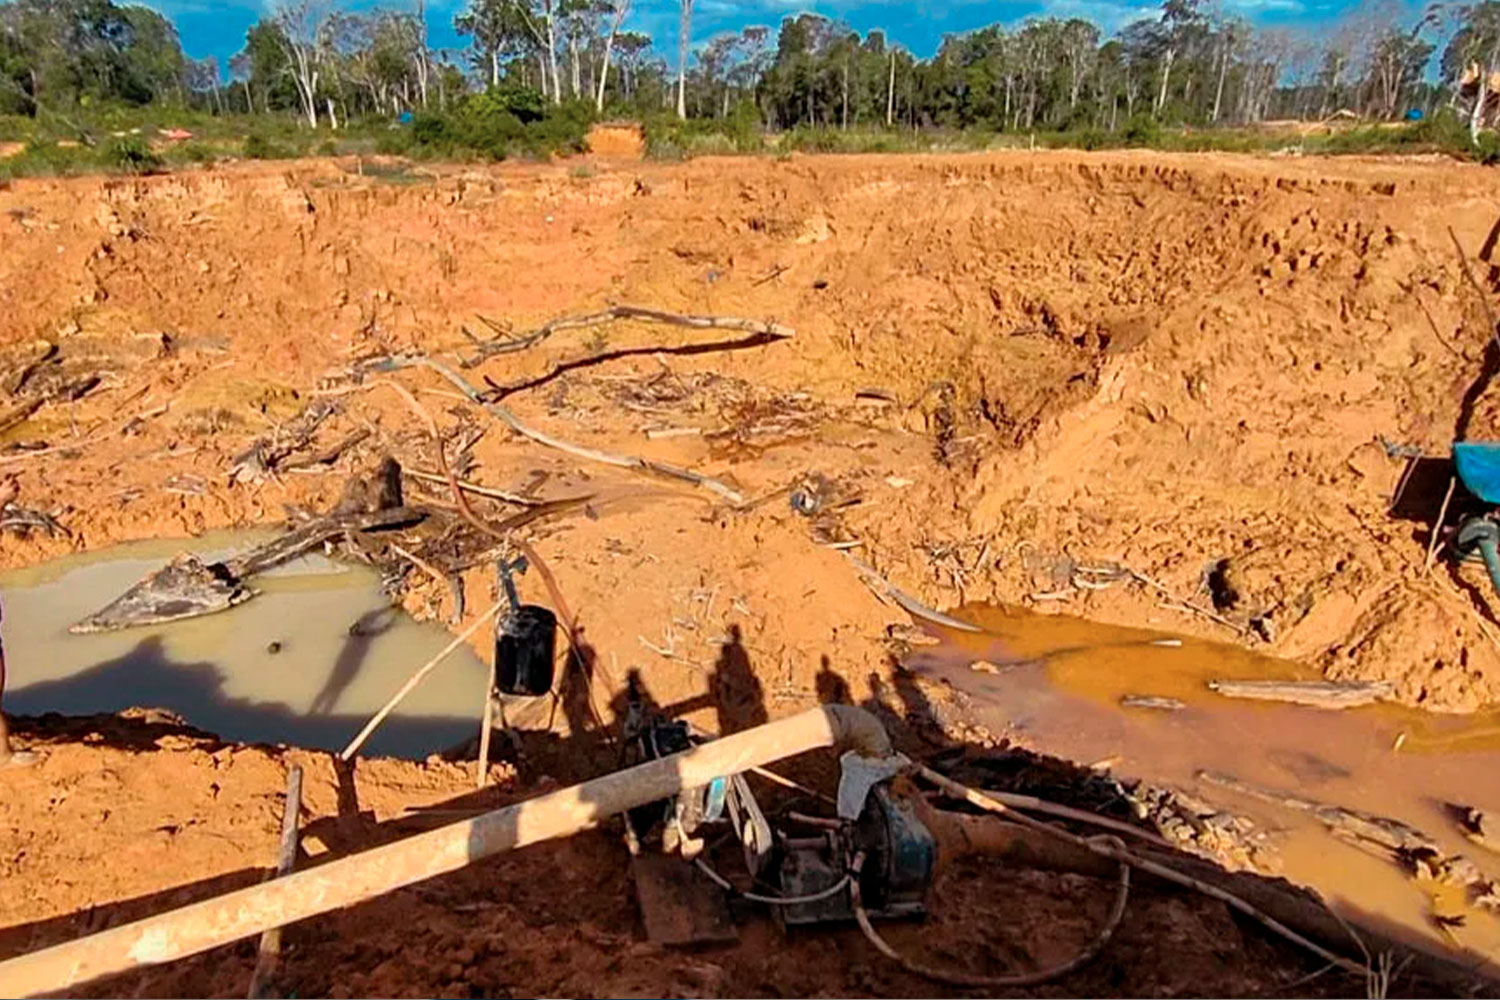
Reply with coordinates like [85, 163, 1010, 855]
[3, 149, 1500, 996]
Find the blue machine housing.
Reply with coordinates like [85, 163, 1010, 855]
[1454, 442, 1500, 503]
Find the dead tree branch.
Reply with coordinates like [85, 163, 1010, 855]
[1450, 226, 1500, 355]
[367, 355, 748, 506]
[461, 304, 795, 368]
[401, 468, 540, 507]
[482, 328, 792, 401]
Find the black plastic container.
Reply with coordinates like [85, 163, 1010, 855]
[496, 605, 558, 696]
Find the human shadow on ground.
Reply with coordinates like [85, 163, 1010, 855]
[309, 607, 398, 716]
[708, 624, 767, 735]
[4, 626, 1489, 1000]
[7, 634, 478, 760]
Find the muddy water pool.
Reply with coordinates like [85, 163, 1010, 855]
[0, 535, 500, 759]
[908, 603, 1500, 964]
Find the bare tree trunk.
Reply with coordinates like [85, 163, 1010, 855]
[1155, 47, 1174, 115]
[545, 0, 561, 104]
[414, 0, 430, 107]
[886, 50, 895, 126]
[325, 96, 338, 129]
[1472, 58, 1492, 142]
[841, 58, 849, 129]
[569, 36, 581, 97]
[302, 75, 319, 128]
[595, 1, 630, 113]
[1111, 93, 1118, 131]
[296, 63, 318, 127]
[1212, 40, 1228, 122]
[676, 0, 692, 119]
[1319, 54, 1343, 118]
[536, 52, 548, 96]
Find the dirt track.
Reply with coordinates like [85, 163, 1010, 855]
[2, 148, 1500, 996]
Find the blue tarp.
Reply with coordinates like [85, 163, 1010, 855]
[1454, 442, 1500, 503]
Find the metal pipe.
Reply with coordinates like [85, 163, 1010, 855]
[1455, 517, 1500, 595]
[1478, 532, 1500, 595]
[0, 705, 890, 998]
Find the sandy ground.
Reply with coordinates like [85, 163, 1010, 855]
[2, 147, 1500, 996]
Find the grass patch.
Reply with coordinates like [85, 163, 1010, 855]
[394, 88, 594, 162]
[3, 99, 1498, 180]
[101, 135, 162, 174]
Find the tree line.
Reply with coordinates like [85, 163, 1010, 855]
[4, 0, 1500, 140]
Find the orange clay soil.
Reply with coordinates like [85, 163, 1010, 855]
[1, 149, 1499, 997]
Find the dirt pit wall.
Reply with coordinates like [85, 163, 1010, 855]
[3, 148, 1500, 998]
[0, 149, 1497, 712]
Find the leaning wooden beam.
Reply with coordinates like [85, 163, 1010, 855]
[247, 765, 303, 1000]
[341, 600, 507, 761]
[368, 355, 748, 506]
[843, 552, 982, 632]
[0, 706, 891, 997]
[462, 304, 795, 366]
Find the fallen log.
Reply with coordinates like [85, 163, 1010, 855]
[1199, 771, 1441, 855]
[70, 505, 425, 633]
[1206, 679, 1392, 709]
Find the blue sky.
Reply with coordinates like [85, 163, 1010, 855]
[142, 0, 1349, 76]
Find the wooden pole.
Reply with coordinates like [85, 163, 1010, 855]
[1425, 475, 1457, 574]
[476, 656, 497, 790]
[247, 765, 303, 999]
[0, 706, 891, 997]
[341, 600, 505, 761]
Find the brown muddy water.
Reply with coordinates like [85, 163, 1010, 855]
[0, 535, 509, 759]
[907, 603, 1500, 967]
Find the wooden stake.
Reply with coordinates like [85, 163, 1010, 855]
[476, 654, 497, 790]
[247, 765, 303, 1000]
[1425, 475, 1457, 574]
